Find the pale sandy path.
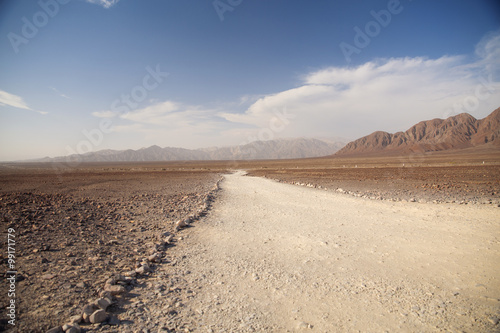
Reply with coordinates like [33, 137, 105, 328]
[173, 171, 500, 332]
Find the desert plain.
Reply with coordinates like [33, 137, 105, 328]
[1, 149, 499, 332]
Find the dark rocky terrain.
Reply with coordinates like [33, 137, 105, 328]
[0, 166, 223, 332]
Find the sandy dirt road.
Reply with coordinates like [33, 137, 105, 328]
[173, 171, 500, 332]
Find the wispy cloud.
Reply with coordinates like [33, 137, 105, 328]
[120, 101, 223, 129]
[474, 30, 500, 75]
[120, 101, 180, 124]
[0, 90, 48, 115]
[85, 0, 121, 9]
[49, 87, 71, 99]
[91, 99, 238, 148]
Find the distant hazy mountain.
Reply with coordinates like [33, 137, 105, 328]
[336, 107, 500, 156]
[202, 138, 345, 160]
[35, 138, 346, 163]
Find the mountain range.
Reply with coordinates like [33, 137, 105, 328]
[35, 138, 346, 163]
[335, 108, 500, 156]
[27, 108, 500, 163]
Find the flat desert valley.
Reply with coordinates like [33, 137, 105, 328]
[1, 151, 499, 332]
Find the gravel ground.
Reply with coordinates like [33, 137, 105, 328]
[1, 162, 499, 332]
[247, 165, 500, 205]
[0, 166, 222, 332]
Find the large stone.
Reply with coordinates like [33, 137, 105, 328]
[97, 297, 113, 310]
[46, 327, 63, 333]
[82, 304, 97, 322]
[104, 284, 126, 295]
[89, 309, 108, 324]
[69, 314, 82, 324]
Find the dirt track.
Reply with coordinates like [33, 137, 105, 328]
[1, 163, 500, 332]
[172, 171, 500, 332]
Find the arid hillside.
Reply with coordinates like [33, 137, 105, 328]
[336, 108, 500, 156]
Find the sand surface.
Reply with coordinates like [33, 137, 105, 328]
[172, 171, 500, 332]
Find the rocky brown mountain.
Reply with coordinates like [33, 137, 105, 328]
[336, 107, 500, 156]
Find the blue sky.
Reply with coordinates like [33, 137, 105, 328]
[0, 0, 499, 160]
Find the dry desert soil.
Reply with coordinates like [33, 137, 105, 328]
[1, 153, 499, 332]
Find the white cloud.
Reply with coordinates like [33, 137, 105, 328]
[120, 101, 180, 124]
[99, 100, 239, 149]
[0, 90, 32, 110]
[85, 0, 120, 9]
[0, 90, 47, 115]
[119, 100, 227, 131]
[91, 32, 500, 148]
[219, 32, 500, 139]
[474, 30, 500, 76]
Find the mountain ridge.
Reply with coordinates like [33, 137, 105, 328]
[32, 137, 346, 163]
[335, 108, 500, 157]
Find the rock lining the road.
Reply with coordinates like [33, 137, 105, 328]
[43, 176, 223, 333]
[259, 175, 500, 206]
[0, 169, 222, 332]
